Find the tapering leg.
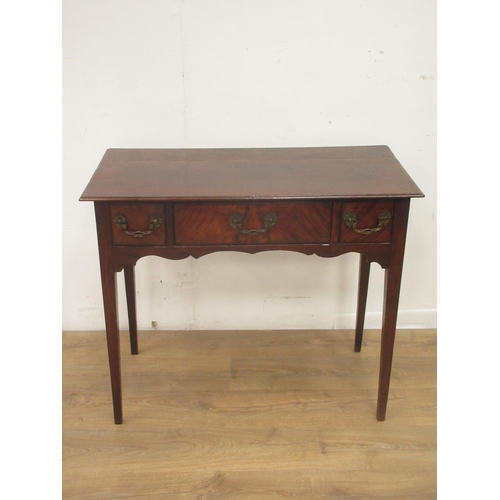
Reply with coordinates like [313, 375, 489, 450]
[100, 267, 123, 424]
[376, 198, 410, 421]
[376, 265, 403, 421]
[354, 255, 371, 352]
[95, 201, 123, 424]
[124, 266, 138, 355]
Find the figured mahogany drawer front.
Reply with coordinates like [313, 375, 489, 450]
[110, 203, 166, 246]
[174, 202, 332, 245]
[339, 201, 395, 243]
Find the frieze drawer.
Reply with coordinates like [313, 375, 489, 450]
[110, 203, 166, 246]
[174, 202, 332, 245]
[339, 201, 395, 243]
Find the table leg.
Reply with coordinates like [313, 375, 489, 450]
[100, 267, 123, 424]
[375, 198, 410, 421]
[376, 265, 403, 421]
[354, 255, 371, 352]
[95, 202, 123, 424]
[124, 266, 138, 355]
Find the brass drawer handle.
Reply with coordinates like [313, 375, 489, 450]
[113, 213, 163, 238]
[229, 212, 278, 235]
[343, 209, 391, 235]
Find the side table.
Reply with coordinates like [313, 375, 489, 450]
[80, 145, 424, 424]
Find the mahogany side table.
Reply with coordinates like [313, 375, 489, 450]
[80, 146, 424, 424]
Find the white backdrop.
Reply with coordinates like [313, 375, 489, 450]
[62, 0, 436, 331]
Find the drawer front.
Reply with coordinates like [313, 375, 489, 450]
[110, 203, 166, 246]
[339, 201, 394, 243]
[174, 202, 332, 245]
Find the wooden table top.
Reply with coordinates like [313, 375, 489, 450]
[80, 145, 424, 202]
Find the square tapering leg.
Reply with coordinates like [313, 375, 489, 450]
[124, 266, 138, 355]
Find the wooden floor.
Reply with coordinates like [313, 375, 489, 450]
[62, 329, 436, 499]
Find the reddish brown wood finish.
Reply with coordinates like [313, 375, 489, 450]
[376, 198, 411, 421]
[355, 255, 371, 352]
[80, 146, 424, 424]
[124, 266, 138, 355]
[339, 201, 395, 243]
[80, 146, 423, 202]
[94, 202, 122, 424]
[110, 203, 166, 246]
[174, 202, 332, 245]
[110, 242, 394, 272]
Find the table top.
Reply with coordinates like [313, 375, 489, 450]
[80, 145, 424, 202]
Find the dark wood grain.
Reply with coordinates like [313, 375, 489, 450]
[355, 255, 371, 352]
[124, 266, 138, 355]
[376, 198, 411, 421]
[174, 202, 332, 245]
[110, 203, 166, 246]
[94, 202, 122, 424]
[80, 146, 423, 202]
[81, 146, 424, 424]
[339, 201, 395, 243]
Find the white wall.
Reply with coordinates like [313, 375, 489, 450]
[62, 0, 436, 331]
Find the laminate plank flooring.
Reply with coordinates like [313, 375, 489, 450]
[63, 329, 436, 499]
